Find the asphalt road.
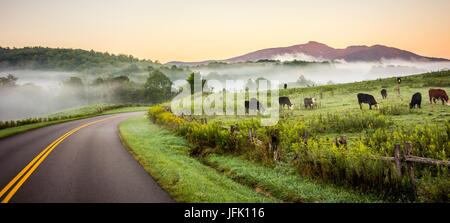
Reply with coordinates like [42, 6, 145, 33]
[0, 112, 174, 203]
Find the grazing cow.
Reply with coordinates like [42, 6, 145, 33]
[304, 97, 317, 109]
[410, 92, 422, 109]
[357, 93, 378, 110]
[244, 98, 264, 114]
[279, 96, 293, 109]
[429, 88, 449, 105]
[381, 89, 387, 99]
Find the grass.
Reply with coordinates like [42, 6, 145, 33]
[202, 72, 450, 127]
[101, 106, 148, 114]
[119, 115, 275, 202]
[148, 71, 449, 202]
[0, 105, 148, 139]
[0, 117, 81, 139]
[204, 154, 383, 203]
[47, 104, 148, 117]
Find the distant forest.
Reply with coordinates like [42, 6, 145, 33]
[0, 47, 151, 72]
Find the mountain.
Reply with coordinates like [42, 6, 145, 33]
[168, 41, 449, 65]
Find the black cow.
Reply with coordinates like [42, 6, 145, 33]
[410, 92, 422, 109]
[245, 98, 264, 114]
[279, 96, 293, 109]
[357, 93, 378, 110]
[381, 89, 387, 99]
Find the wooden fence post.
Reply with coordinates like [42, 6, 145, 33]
[404, 142, 415, 187]
[271, 132, 280, 162]
[299, 131, 309, 144]
[394, 144, 402, 177]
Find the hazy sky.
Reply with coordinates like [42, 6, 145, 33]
[1, 0, 449, 62]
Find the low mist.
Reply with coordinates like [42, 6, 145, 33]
[1, 59, 449, 121]
[194, 59, 450, 86]
[0, 69, 148, 120]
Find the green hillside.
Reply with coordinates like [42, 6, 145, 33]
[145, 70, 450, 202]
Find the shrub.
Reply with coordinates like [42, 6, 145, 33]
[363, 122, 450, 160]
[292, 138, 415, 200]
[416, 173, 450, 202]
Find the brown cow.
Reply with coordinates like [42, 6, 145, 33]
[429, 88, 449, 105]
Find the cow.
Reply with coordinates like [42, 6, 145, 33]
[304, 97, 317, 109]
[245, 98, 264, 114]
[410, 92, 422, 109]
[381, 89, 387, 99]
[279, 96, 293, 109]
[429, 88, 449, 105]
[357, 93, 378, 110]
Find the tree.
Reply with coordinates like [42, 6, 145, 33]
[111, 75, 130, 84]
[186, 72, 206, 94]
[0, 74, 18, 87]
[92, 77, 105, 86]
[255, 77, 271, 90]
[145, 69, 173, 103]
[296, 75, 315, 87]
[245, 78, 257, 91]
[64, 76, 83, 87]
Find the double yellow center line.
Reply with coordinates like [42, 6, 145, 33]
[0, 116, 116, 203]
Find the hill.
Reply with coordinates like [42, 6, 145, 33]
[0, 47, 156, 73]
[168, 41, 450, 66]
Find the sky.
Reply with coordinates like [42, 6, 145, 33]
[0, 0, 449, 63]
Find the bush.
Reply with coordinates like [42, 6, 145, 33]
[363, 122, 450, 160]
[417, 173, 450, 202]
[292, 138, 415, 200]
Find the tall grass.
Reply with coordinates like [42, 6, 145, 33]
[148, 102, 449, 202]
[379, 104, 411, 116]
[291, 138, 414, 201]
[306, 112, 392, 133]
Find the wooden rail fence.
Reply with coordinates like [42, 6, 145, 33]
[221, 122, 449, 184]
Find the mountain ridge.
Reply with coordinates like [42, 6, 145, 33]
[168, 41, 449, 66]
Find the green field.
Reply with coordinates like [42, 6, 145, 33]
[207, 72, 450, 126]
[147, 71, 450, 202]
[0, 104, 149, 139]
[120, 115, 379, 202]
[119, 116, 274, 202]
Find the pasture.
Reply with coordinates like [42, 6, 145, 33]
[150, 71, 449, 202]
[207, 71, 449, 126]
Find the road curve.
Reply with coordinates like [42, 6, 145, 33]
[0, 112, 174, 203]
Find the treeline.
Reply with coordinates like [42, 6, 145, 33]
[60, 68, 177, 104]
[0, 47, 156, 73]
[0, 66, 181, 120]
